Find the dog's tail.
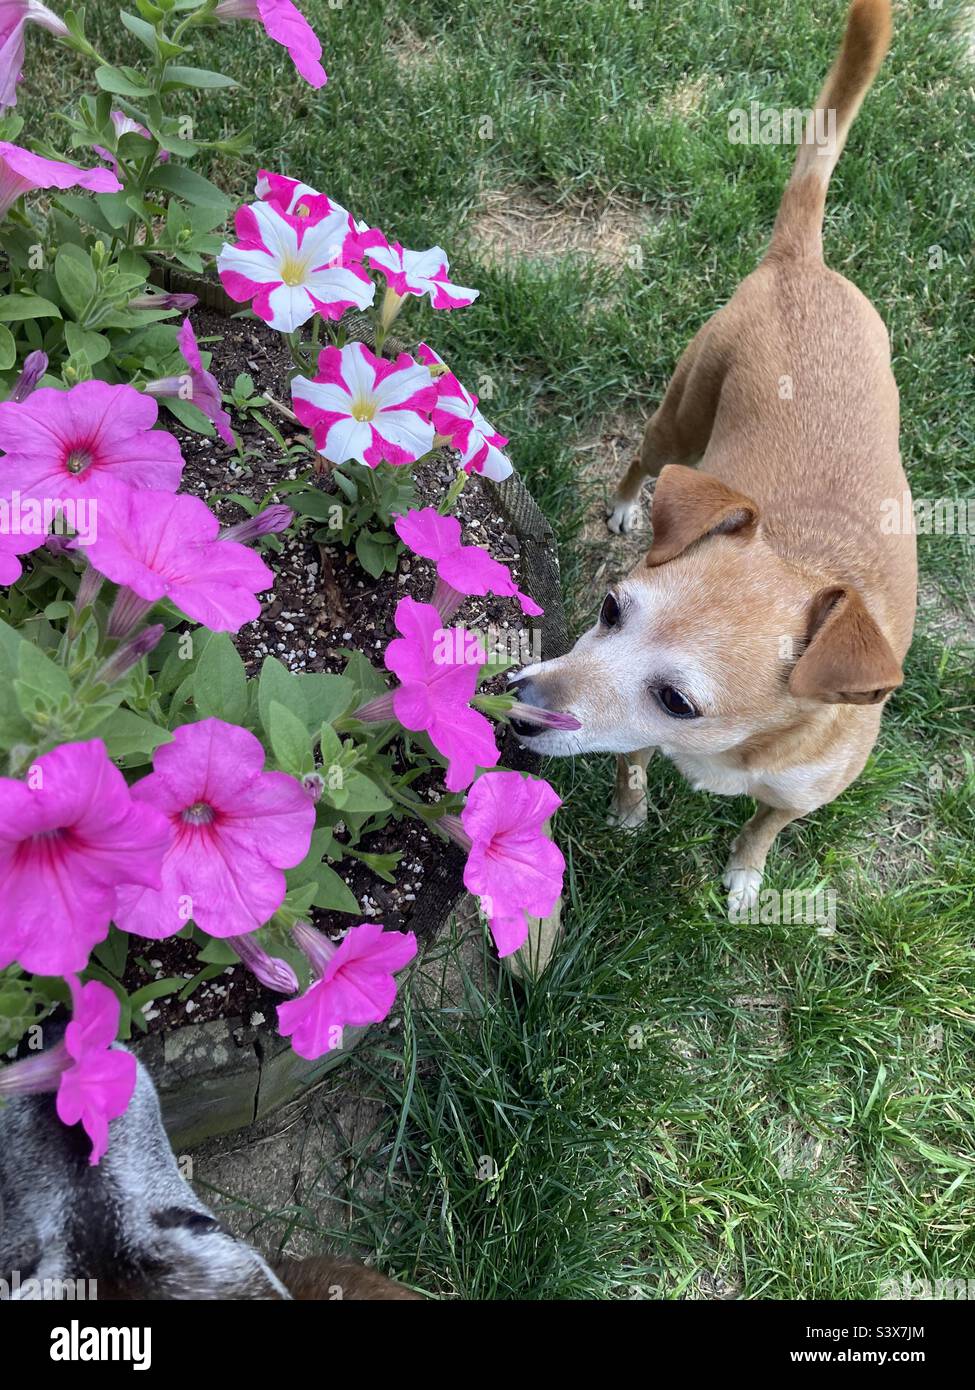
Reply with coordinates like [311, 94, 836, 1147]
[767, 0, 892, 260]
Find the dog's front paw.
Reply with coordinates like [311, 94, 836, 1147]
[607, 797, 648, 832]
[723, 867, 763, 921]
[607, 498, 642, 535]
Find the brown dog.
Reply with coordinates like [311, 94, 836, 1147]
[514, 0, 916, 916]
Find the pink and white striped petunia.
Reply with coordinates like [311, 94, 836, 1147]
[291, 341, 436, 468]
[394, 506, 542, 620]
[217, 199, 374, 332]
[214, 0, 326, 88]
[0, 140, 121, 218]
[254, 168, 386, 250]
[418, 343, 513, 481]
[0, 0, 68, 109]
[367, 242, 478, 309]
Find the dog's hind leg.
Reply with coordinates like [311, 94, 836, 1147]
[608, 748, 654, 829]
[608, 320, 727, 534]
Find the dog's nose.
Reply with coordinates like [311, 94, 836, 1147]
[507, 676, 542, 738]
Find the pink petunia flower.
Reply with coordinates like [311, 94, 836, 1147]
[0, 380, 185, 524]
[92, 109, 170, 175]
[0, 140, 121, 218]
[0, 740, 171, 976]
[0, 517, 46, 584]
[394, 506, 542, 621]
[367, 242, 478, 310]
[215, 0, 326, 89]
[417, 343, 513, 481]
[277, 920, 417, 1060]
[79, 486, 274, 633]
[0, 977, 137, 1165]
[446, 770, 564, 957]
[355, 595, 499, 792]
[57, 977, 137, 1164]
[144, 318, 235, 447]
[114, 719, 315, 941]
[0, 1, 68, 109]
[217, 199, 373, 332]
[291, 341, 436, 468]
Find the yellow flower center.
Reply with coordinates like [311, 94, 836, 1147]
[351, 398, 376, 422]
[279, 255, 309, 287]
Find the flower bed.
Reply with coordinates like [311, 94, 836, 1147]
[0, 2, 573, 1161]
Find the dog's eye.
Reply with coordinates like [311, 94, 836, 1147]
[655, 685, 700, 719]
[600, 592, 621, 628]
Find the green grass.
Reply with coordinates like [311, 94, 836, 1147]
[54, 0, 975, 1296]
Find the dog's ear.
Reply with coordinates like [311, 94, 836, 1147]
[646, 465, 759, 567]
[789, 587, 903, 704]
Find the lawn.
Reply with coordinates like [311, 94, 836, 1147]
[59, 0, 975, 1297]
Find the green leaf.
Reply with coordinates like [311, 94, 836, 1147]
[54, 244, 97, 319]
[64, 322, 111, 365]
[355, 529, 387, 579]
[0, 323, 15, 370]
[95, 64, 153, 97]
[88, 708, 174, 759]
[119, 10, 159, 54]
[258, 655, 308, 735]
[299, 672, 355, 725]
[196, 936, 239, 966]
[92, 925, 129, 977]
[0, 293, 61, 322]
[148, 163, 231, 210]
[311, 863, 360, 913]
[193, 631, 248, 724]
[267, 699, 313, 777]
[337, 771, 392, 815]
[162, 65, 237, 89]
[342, 650, 388, 701]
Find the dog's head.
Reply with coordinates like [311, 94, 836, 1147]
[514, 466, 904, 758]
[0, 1053, 291, 1300]
[0, 1048, 419, 1300]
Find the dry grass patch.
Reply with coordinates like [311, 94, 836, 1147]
[570, 412, 648, 613]
[467, 187, 662, 269]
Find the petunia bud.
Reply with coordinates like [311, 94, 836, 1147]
[301, 771, 325, 802]
[0, 1043, 69, 1097]
[353, 692, 397, 723]
[96, 623, 164, 684]
[230, 932, 299, 995]
[128, 292, 199, 312]
[292, 920, 338, 977]
[437, 813, 472, 853]
[74, 563, 104, 614]
[379, 285, 407, 330]
[8, 350, 48, 403]
[107, 585, 154, 639]
[218, 504, 294, 544]
[486, 698, 582, 732]
[432, 575, 465, 622]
